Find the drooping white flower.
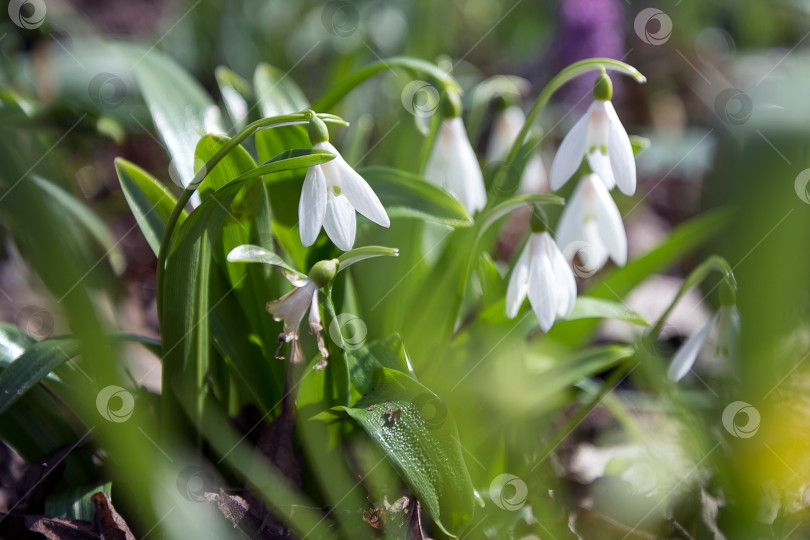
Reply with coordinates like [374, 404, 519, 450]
[506, 224, 577, 332]
[556, 174, 627, 273]
[299, 117, 389, 252]
[425, 116, 487, 214]
[549, 73, 636, 195]
[265, 258, 340, 360]
[668, 285, 740, 382]
[487, 105, 548, 194]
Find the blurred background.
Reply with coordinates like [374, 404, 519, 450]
[1, 0, 810, 538]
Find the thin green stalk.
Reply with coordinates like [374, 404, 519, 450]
[312, 56, 461, 112]
[487, 58, 646, 205]
[155, 112, 347, 331]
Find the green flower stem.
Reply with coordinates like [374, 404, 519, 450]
[645, 255, 736, 341]
[324, 289, 350, 406]
[312, 56, 461, 112]
[487, 58, 646, 205]
[155, 112, 348, 330]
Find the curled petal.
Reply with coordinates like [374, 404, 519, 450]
[323, 192, 356, 251]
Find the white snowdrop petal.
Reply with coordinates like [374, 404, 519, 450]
[487, 105, 525, 163]
[527, 237, 557, 332]
[447, 118, 487, 214]
[550, 102, 593, 191]
[337, 161, 390, 227]
[589, 175, 627, 266]
[505, 240, 531, 318]
[545, 234, 577, 317]
[587, 150, 616, 191]
[299, 165, 327, 246]
[604, 101, 637, 195]
[555, 178, 586, 257]
[323, 193, 357, 251]
[517, 152, 548, 194]
[668, 315, 717, 382]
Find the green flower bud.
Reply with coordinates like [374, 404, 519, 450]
[529, 207, 548, 233]
[308, 258, 339, 287]
[442, 89, 463, 118]
[719, 279, 736, 307]
[308, 115, 330, 145]
[593, 71, 613, 101]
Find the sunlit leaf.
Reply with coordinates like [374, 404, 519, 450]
[337, 246, 399, 272]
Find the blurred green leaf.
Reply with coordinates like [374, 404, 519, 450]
[527, 345, 636, 395]
[226, 244, 298, 274]
[358, 166, 473, 226]
[322, 367, 475, 536]
[215, 66, 252, 131]
[567, 296, 648, 325]
[253, 63, 309, 118]
[114, 43, 223, 188]
[115, 158, 185, 256]
[344, 333, 416, 393]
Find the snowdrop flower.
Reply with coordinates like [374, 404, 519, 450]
[487, 101, 548, 194]
[506, 209, 576, 332]
[550, 71, 636, 195]
[425, 91, 487, 214]
[266, 258, 339, 359]
[668, 281, 740, 382]
[556, 173, 627, 273]
[299, 116, 390, 251]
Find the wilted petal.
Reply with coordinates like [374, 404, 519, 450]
[267, 286, 312, 335]
[604, 100, 637, 195]
[588, 174, 627, 266]
[505, 240, 531, 318]
[668, 314, 717, 382]
[323, 192, 356, 251]
[550, 102, 592, 191]
[527, 235, 557, 332]
[299, 165, 327, 246]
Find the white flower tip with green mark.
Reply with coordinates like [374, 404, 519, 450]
[298, 141, 390, 251]
[549, 99, 637, 196]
